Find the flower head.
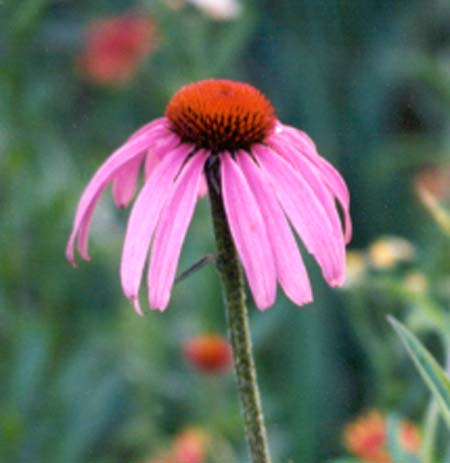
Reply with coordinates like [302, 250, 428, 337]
[183, 334, 233, 374]
[344, 411, 421, 463]
[78, 13, 158, 86]
[67, 79, 351, 313]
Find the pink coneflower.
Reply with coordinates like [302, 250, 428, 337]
[78, 13, 158, 86]
[67, 79, 351, 314]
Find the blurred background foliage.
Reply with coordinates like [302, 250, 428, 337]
[1, 0, 450, 462]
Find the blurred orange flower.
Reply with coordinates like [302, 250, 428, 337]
[78, 13, 158, 86]
[183, 334, 233, 374]
[415, 164, 450, 236]
[172, 427, 208, 463]
[399, 421, 421, 453]
[415, 164, 450, 201]
[144, 427, 208, 463]
[344, 410, 420, 463]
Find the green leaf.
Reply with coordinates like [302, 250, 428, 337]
[388, 316, 450, 429]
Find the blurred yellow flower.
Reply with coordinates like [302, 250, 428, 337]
[402, 271, 428, 295]
[344, 250, 367, 287]
[367, 237, 415, 270]
[163, 0, 186, 11]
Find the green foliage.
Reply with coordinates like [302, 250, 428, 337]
[388, 317, 450, 429]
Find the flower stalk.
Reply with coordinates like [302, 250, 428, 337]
[206, 159, 272, 463]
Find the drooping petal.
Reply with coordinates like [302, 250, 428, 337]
[66, 123, 166, 265]
[120, 143, 194, 315]
[221, 152, 277, 310]
[277, 123, 352, 243]
[127, 117, 168, 141]
[253, 144, 346, 287]
[112, 120, 173, 209]
[144, 132, 180, 179]
[269, 136, 345, 245]
[275, 121, 317, 152]
[148, 150, 208, 311]
[112, 156, 142, 208]
[237, 152, 312, 306]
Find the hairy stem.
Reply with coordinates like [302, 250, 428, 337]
[206, 160, 272, 463]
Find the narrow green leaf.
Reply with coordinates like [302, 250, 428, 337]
[388, 316, 450, 429]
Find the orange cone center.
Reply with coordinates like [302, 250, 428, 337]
[165, 79, 276, 152]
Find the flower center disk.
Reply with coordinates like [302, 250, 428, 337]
[165, 79, 276, 152]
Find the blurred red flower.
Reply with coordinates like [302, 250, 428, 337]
[344, 411, 420, 463]
[144, 427, 208, 463]
[78, 13, 158, 86]
[183, 334, 233, 374]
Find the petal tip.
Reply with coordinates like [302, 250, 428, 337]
[68, 258, 78, 269]
[329, 275, 345, 288]
[132, 296, 144, 316]
[255, 298, 275, 311]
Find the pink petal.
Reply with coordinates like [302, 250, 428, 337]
[66, 124, 165, 265]
[112, 156, 142, 208]
[277, 123, 352, 243]
[128, 117, 168, 141]
[275, 121, 317, 152]
[237, 152, 312, 306]
[221, 153, 277, 310]
[120, 143, 194, 314]
[253, 144, 346, 287]
[269, 136, 345, 245]
[145, 133, 180, 179]
[197, 173, 208, 198]
[148, 150, 209, 311]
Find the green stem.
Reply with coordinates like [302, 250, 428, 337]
[206, 160, 272, 463]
